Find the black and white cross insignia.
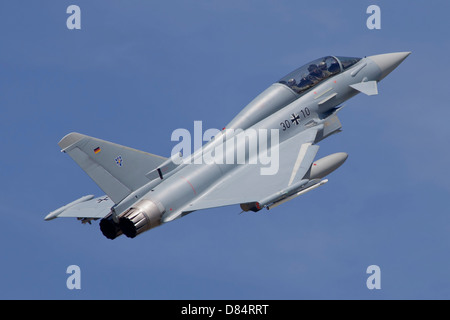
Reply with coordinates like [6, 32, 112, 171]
[290, 113, 301, 125]
[97, 196, 109, 203]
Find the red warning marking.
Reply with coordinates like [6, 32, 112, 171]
[180, 176, 197, 195]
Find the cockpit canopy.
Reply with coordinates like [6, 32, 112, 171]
[278, 56, 361, 95]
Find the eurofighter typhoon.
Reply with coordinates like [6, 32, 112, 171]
[45, 52, 410, 239]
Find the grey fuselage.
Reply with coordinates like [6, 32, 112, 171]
[109, 52, 409, 238]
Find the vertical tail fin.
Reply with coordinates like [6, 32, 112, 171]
[59, 132, 167, 203]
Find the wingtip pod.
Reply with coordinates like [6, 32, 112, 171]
[308, 152, 348, 180]
[44, 212, 58, 221]
[261, 152, 348, 211]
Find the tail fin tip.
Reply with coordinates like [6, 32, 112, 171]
[59, 132, 87, 150]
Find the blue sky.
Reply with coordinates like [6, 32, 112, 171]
[1, 0, 449, 299]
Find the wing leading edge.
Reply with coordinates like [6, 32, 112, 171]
[45, 195, 113, 221]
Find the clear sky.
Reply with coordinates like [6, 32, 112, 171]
[1, 0, 449, 299]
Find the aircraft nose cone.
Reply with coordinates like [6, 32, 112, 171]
[368, 52, 411, 80]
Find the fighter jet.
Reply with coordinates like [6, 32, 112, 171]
[45, 52, 410, 239]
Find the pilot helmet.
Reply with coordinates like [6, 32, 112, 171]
[318, 61, 327, 70]
[308, 64, 318, 72]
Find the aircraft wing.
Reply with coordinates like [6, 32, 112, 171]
[44, 195, 113, 221]
[164, 126, 322, 221]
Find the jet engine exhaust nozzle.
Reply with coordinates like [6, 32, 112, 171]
[118, 199, 164, 238]
[99, 215, 122, 240]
